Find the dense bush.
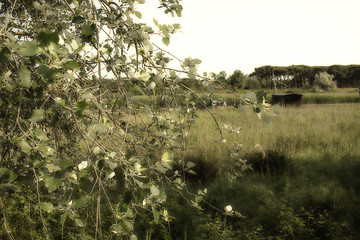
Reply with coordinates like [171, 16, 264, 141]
[313, 72, 337, 91]
[0, 1, 263, 239]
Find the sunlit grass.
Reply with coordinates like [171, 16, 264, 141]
[190, 104, 360, 238]
[187, 104, 360, 162]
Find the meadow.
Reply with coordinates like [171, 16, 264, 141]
[213, 88, 360, 105]
[169, 103, 360, 239]
[187, 103, 360, 160]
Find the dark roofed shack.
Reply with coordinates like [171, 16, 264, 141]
[272, 93, 303, 106]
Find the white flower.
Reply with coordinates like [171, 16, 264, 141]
[225, 205, 232, 212]
[70, 173, 77, 181]
[134, 163, 142, 172]
[137, 71, 150, 81]
[54, 97, 62, 104]
[147, 82, 156, 90]
[78, 161, 88, 171]
[107, 172, 115, 179]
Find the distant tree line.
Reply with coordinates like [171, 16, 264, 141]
[249, 65, 360, 89]
[175, 65, 360, 92]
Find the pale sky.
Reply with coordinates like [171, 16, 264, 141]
[138, 0, 360, 75]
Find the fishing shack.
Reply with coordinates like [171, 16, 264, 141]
[272, 93, 303, 106]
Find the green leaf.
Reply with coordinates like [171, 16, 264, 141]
[0, 70, 11, 81]
[153, 18, 159, 26]
[60, 213, 68, 228]
[130, 235, 138, 240]
[5, 84, 16, 92]
[74, 195, 91, 208]
[0, 183, 20, 191]
[193, 58, 202, 65]
[18, 65, 31, 88]
[76, 101, 89, 110]
[0, 168, 9, 176]
[81, 24, 96, 36]
[186, 161, 196, 168]
[33, 1, 45, 11]
[188, 170, 197, 175]
[19, 140, 32, 153]
[75, 218, 84, 227]
[161, 152, 173, 163]
[38, 31, 59, 46]
[134, 11, 142, 19]
[161, 25, 170, 37]
[59, 160, 74, 170]
[162, 37, 170, 46]
[48, 42, 66, 55]
[176, 9, 182, 17]
[44, 176, 61, 193]
[72, 15, 85, 24]
[46, 163, 61, 172]
[29, 109, 45, 123]
[0, 168, 16, 181]
[150, 185, 160, 196]
[187, 71, 196, 79]
[0, 47, 11, 63]
[38, 202, 54, 212]
[37, 64, 57, 79]
[152, 206, 160, 223]
[170, 70, 177, 79]
[123, 220, 134, 231]
[63, 60, 79, 69]
[94, 100, 105, 112]
[34, 128, 48, 141]
[19, 42, 39, 56]
[173, 23, 181, 29]
[5, 32, 16, 42]
[112, 224, 123, 233]
[143, 39, 153, 53]
[80, 93, 93, 100]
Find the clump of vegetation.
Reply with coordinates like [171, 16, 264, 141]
[183, 104, 360, 239]
[313, 72, 337, 91]
[0, 1, 266, 239]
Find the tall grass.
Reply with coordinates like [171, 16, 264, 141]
[216, 88, 360, 105]
[302, 94, 360, 104]
[187, 104, 360, 160]
[178, 104, 360, 239]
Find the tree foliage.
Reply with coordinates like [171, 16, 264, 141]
[228, 69, 248, 89]
[251, 65, 360, 89]
[313, 72, 336, 91]
[0, 0, 258, 239]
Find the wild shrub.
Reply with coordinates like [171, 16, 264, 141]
[313, 72, 337, 91]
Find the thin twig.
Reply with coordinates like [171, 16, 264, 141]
[32, 168, 51, 240]
[0, 197, 15, 240]
[0, 0, 17, 34]
[63, 0, 76, 15]
[179, 83, 226, 141]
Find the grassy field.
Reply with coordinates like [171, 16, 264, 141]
[174, 103, 360, 239]
[186, 103, 360, 164]
[112, 89, 360, 238]
[206, 87, 359, 103]
[132, 88, 360, 107]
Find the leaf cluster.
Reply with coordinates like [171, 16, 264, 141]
[0, 0, 265, 239]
